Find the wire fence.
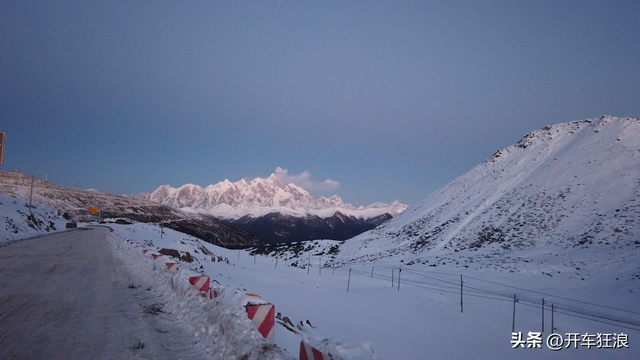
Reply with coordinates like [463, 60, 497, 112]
[322, 262, 640, 333]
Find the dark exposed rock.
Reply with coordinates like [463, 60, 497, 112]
[225, 211, 392, 244]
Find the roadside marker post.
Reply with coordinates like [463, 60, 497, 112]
[299, 339, 331, 360]
[245, 303, 275, 342]
[208, 287, 218, 299]
[165, 263, 180, 273]
[189, 275, 210, 293]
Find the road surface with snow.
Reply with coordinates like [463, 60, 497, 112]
[0, 227, 202, 359]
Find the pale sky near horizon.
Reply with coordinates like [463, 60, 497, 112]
[1, 1, 639, 206]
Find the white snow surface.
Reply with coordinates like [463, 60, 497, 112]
[107, 230, 293, 360]
[336, 116, 640, 267]
[108, 222, 640, 359]
[139, 174, 407, 220]
[0, 193, 66, 244]
[108, 223, 377, 359]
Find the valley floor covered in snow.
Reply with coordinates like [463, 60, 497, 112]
[106, 222, 639, 359]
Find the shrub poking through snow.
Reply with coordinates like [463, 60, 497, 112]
[159, 248, 194, 263]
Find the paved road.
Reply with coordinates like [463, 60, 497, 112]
[0, 227, 198, 360]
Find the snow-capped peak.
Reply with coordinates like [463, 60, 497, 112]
[141, 176, 407, 220]
[266, 173, 280, 184]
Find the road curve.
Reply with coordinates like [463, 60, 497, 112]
[0, 227, 199, 359]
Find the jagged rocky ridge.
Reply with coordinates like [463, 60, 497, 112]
[0, 171, 262, 248]
[334, 116, 640, 267]
[140, 175, 407, 243]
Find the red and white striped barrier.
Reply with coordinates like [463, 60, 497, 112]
[165, 263, 180, 273]
[299, 341, 331, 360]
[189, 275, 210, 292]
[208, 288, 218, 299]
[245, 303, 275, 342]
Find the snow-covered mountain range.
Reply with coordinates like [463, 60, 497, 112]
[335, 116, 640, 270]
[139, 174, 406, 219]
[140, 175, 407, 243]
[0, 170, 262, 247]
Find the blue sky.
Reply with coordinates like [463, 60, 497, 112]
[1, 1, 639, 206]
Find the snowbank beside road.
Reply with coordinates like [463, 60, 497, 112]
[107, 231, 293, 360]
[108, 223, 378, 359]
[0, 194, 66, 245]
[110, 222, 639, 359]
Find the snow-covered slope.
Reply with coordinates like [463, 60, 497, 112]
[108, 220, 640, 359]
[140, 174, 407, 220]
[0, 171, 263, 248]
[336, 116, 640, 269]
[0, 194, 66, 244]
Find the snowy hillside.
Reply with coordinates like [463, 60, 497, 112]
[108, 221, 640, 359]
[140, 174, 407, 219]
[0, 194, 66, 244]
[0, 171, 263, 248]
[336, 116, 640, 271]
[0, 170, 159, 214]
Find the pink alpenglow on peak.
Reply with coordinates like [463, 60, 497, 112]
[140, 173, 407, 221]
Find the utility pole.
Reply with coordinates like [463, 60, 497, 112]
[512, 294, 517, 332]
[160, 206, 164, 239]
[371, 260, 375, 278]
[28, 175, 34, 209]
[460, 275, 464, 313]
[0, 132, 5, 166]
[542, 298, 545, 333]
